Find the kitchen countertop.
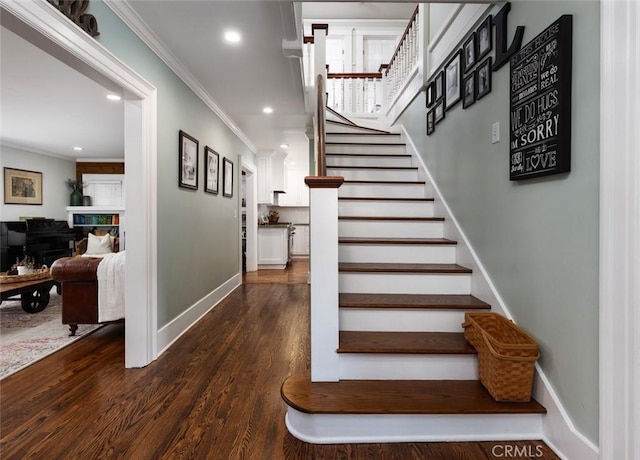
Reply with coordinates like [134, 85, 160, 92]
[258, 222, 292, 228]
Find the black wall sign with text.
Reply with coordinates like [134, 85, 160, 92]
[509, 15, 572, 180]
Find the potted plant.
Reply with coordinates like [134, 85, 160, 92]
[13, 255, 35, 275]
[66, 179, 85, 206]
[268, 210, 279, 223]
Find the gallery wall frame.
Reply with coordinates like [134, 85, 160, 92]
[179, 130, 199, 190]
[476, 15, 493, 61]
[463, 72, 477, 109]
[3, 167, 43, 205]
[476, 57, 493, 100]
[204, 146, 219, 195]
[222, 157, 234, 198]
[463, 32, 477, 74]
[445, 50, 462, 111]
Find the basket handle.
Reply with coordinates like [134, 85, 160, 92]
[461, 322, 471, 329]
[481, 330, 540, 362]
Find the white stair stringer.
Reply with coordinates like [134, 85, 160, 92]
[326, 134, 403, 144]
[286, 409, 544, 444]
[339, 354, 478, 380]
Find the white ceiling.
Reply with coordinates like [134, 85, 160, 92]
[0, 2, 414, 164]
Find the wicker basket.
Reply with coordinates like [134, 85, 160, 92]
[0, 266, 50, 284]
[462, 312, 539, 401]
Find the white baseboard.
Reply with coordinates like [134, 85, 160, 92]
[157, 273, 242, 354]
[400, 124, 598, 459]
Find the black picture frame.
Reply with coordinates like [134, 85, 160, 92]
[434, 100, 445, 125]
[463, 32, 476, 74]
[3, 167, 43, 205]
[462, 73, 477, 109]
[434, 71, 444, 102]
[476, 15, 493, 61]
[179, 130, 199, 190]
[445, 50, 462, 111]
[204, 146, 219, 195]
[222, 157, 234, 198]
[476, 57, 492, 100]
[426, 109, 435, 135]
[426, 82, 435, 108]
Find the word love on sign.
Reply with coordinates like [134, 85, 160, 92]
[48, 0, 100, 37]
[509, 15, 572, 180]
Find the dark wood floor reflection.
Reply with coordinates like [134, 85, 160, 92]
[243, 258, 309, 284]
[1, 269, 558, 459]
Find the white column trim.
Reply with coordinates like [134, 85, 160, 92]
[1, 0, 158, 367]
[599, 0, 640, 458]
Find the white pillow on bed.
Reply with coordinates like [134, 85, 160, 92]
[83, 233, 113, 256]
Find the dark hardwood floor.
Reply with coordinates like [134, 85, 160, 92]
[1, 262, 558, 459]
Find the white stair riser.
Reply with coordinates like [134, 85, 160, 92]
[339, 272, 471, 295]
[340, 309, 468, 332]
[326, 144, 406, 155]
[327, 168, 418, 182]
[339, 220, 443, 238]
[339, 354, 478, 380]
[339, 183, 426, 198]
[326, 134, 402, 144]
[327, 156, 412, 168]
[339, 244, 456, 264]
[286, 409, 544, 444]
[339, 200, 434, 217]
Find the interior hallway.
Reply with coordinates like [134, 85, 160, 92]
[1, 260, 557, 458]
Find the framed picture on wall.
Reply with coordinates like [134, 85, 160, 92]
[204, 147, 219, 195]
[426, 109, 435, 135]
[463, 32, 476, 73]
[434, 71, 444, 102]
[179, 130, 199, 190]
[476, 15, 493, 61]
[223, 157, 234, 198]
[463, 73, 476, 109]
[434, 100, 445, 125]
[476, 57, 493, 100]
[445, 51, 462, 111]
[3, 167, 42, 205]
[426, 81, 435, 108]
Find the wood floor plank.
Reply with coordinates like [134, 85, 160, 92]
[338, 331, 477, 354]
[339, 293, 491, 310]
[339, 262, 472, 273]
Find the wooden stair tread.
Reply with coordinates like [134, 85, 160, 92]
[327, 166, 418, 170]
[327, 153, 412, 158]
[339, 293, 491, 310]
[339, 237, 456, 245]
[338, 331, 476, 354]
[339, 216, 444, 221]
[327, 132, 401, 137]
[339, 263, 472, 274]
[343, 180, 425, 184]
[338, 197, 434, 202]
[327, 142, 406, 146]
[282, 373, 547, 415]
[327, 120, 392, 134]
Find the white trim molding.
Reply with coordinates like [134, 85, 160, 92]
[599, 0, 640, 459]
[1, 0, 159, 368]
[104, 0, 256, 154]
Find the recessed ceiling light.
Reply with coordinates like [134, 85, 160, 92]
[73, 146, 84, 151]
[106, 94, 121, 101]
[224, 30, 241, 44]
[280, 144, 289, 149]
[263, 107, 273, 114]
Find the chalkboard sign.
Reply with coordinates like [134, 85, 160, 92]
[509, 15, 572, 180]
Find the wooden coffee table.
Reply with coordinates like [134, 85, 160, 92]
[0, 276, 56, 313]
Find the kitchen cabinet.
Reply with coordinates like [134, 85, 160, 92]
[291, 224, 309, 257]
[278, 166, 309, 207]
[257, 152, 287, 204]
[258, 226, 289, 269]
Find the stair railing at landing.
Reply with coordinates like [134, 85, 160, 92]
[305, 74, 343, 382]
[326, 72, 383, 117]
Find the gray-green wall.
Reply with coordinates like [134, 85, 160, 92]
[402, 1, 600, 443]
[91, 2, 254, 327]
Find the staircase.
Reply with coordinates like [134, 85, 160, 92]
[282, 118, 545, 443]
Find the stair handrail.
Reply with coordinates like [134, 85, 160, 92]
[317, 73, 327, 176]
[384, 5, 419, 79]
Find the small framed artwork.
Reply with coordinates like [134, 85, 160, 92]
[463, 73, 476, 109]
[434, 100, 445, 125]
[445, 51, 462, 111]
[476, 57, 493, 100]
[179, 130, 199, 190]
[434, 71, 445, 102]
[426, 82, 435, 108]
[463, 33, 476, 73]
[222, 157, 234, 198]
[426, 109, 435, 135]
[204, 146, 219, 195]
[476, 15, 493, 61]
[3, 167, 43, 205]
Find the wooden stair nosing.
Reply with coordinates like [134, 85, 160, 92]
[339, 293, 491, 310]
[326, 153, 412, 158]
[338, 331, 476, 355]
[343, 180, 425, 185]
[282, 373, 547, 415]
[327, 166, 418, 171]
[339, 262, 472, 274]
[327, 142, 406, 147]
[327, 120, 393, 134]
[338, 197, 434, 202]
[327, 132, 401, 137]
[339, 237, 457, 245]
[338, 216, 444, 222]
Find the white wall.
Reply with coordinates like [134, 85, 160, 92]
[1, 145, 75, 221]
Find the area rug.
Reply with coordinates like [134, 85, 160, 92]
[0, 291, 101, 379]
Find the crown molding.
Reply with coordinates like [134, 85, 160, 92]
[1, 141, 77, 162]
[103, 0, 256, 154]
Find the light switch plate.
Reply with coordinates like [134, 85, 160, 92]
[491, 122, 500, 144]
